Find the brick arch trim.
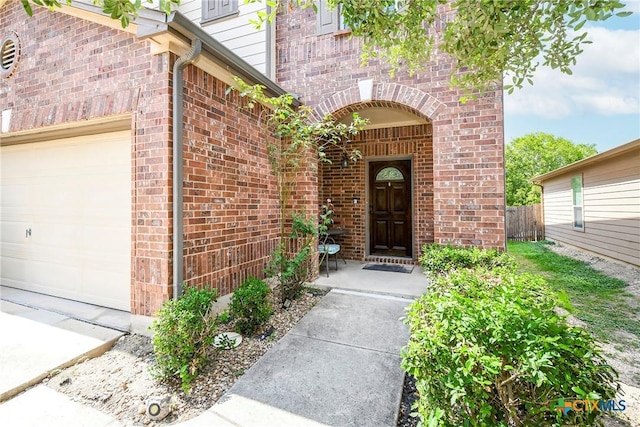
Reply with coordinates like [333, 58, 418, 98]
[312, 83, 445, 121]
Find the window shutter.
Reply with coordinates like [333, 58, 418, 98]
[316, 0, 339, 35]
[202, 0, 238, 23]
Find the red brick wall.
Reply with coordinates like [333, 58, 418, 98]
[181, 65, 283, 296]
[1, 3, 316, 315]
[276, 7, 505, 251]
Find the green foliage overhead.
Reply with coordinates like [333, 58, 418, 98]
[19, 0, 180, 28]
[247, 0, 632, 94]
[506, 133, 597, 206]
[26, 1, 632, 94]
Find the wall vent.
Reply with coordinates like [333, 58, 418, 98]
[1, 34, 20, 77]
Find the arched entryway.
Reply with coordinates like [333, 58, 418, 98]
[317, 94, 435, 263]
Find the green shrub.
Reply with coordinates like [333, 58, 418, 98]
[267, 243, 313, 304]
[216, 309, 232, 324]
[267, 212, 317, 304]
[402, 268, 619, 426]
[150, 285, 218, 394]
[230, 277, 273, 335]
[419, 243, 515, 276]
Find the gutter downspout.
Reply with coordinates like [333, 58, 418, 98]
[173, 39, 202, 299]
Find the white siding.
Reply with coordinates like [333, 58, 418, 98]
[542, 151, 640, 266]
[177, 0, 270, 76]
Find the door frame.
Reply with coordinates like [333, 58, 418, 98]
[365, 155, 414, 259]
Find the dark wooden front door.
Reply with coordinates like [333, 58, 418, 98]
[369, 160, 412, 257]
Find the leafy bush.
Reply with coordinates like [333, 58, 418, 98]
[150, 285, 218, 394]
[267, 212, 317, 304]
[267, 243, 313, 303]
[216, 309, 232, 324]
[419, 243, 515, 276]
[402, 268, 619, 426]
[229, 277, 273, 335]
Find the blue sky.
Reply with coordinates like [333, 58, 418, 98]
[504, 2, 640, 152]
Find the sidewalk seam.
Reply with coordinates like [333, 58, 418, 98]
[0, 297, 129, 332]
[288, 332, 406, 357]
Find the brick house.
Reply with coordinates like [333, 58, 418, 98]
[0, 0, 505, 321]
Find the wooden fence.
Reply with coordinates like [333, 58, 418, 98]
[506, 204, 545, 241]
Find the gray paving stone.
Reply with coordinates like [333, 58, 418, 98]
[217, 333, 405, 427]
[290, 290, 410, 354]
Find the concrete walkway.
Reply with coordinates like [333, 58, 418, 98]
[207, 289, 412, 426]
[314, 260, 426, 299]
[0, 289, 126, 425]
[0, 263, 427, 426]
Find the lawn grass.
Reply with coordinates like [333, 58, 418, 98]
[507, 241, 640, 346]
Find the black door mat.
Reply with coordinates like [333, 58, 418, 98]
[363, 263, 414, 274]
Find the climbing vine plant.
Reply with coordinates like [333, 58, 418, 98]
[228, 77, 367, 304]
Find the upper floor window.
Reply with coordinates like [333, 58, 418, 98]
[316, 1, 348, 34]
[572, 175, 584, 231]
[202, 0, 238, 24]
[317, 1, 406, 35]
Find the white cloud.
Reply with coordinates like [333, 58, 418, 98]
[623, 1, 640, 14]
[575, 27, 640, 74]
[505, 26, 640, 119]
[572, 93, 640, 115]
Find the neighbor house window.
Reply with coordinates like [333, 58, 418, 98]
[202, 0, 238, 24]
[572, 175, 584, 230]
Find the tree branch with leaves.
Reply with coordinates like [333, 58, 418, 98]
[247, 0, 632, 95]
[505, 132, 597, 206]
[23, 0, 632, 94]
[19, 0, 180, 27]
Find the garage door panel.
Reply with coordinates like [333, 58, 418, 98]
[33, 175, 80, 211]
[31, 223, 80, 249]
[1, 147, 30, 176]
[29, 258, 81, 290]
[1, 131, 131, 311]
[82, 224, 129, 253]
[1, 219, 30, 244]
[82, 266, 130, 306]
[0, 181, 30, 210]
[1, 256, 27, 283]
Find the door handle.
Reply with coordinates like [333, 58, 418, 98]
[26, 228, 31, 238]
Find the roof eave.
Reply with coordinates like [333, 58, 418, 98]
[138, 11, 297, 105]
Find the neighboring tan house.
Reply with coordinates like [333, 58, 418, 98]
[1, 0, 506, 320]
[533, 139, 640, 267]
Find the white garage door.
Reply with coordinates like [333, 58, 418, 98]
[1, 131, 131, 311]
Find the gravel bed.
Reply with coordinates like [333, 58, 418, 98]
[396, 375, 418, 427]
[43, 287, 325, 426]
